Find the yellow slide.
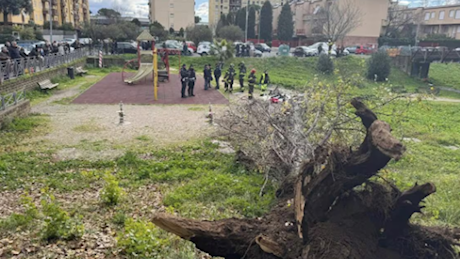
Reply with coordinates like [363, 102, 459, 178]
[124, 63, 154, 84]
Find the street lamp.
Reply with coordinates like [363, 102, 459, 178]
[49, 0, 53, 42]
[245, 0, 249, 42]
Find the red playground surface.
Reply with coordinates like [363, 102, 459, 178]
[72, 72, 229, 105]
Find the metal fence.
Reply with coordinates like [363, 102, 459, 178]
[0, 48, 89, 82]
[0, 89, 26, 111]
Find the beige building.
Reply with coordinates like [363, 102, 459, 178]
[242, 0, 287, 8]
[388, 4, 460, 39]
[0, 0, 90, 27]
[209, 0, 242, 27]
[149, 0, 195, 31]
[272, 0, 389, 46]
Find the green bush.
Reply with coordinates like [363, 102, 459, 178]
[0, 196, 38, 232]
[117, 219, 168, 258]
[367, 51, 391, 82]
[100, 172, 124, 205]
[40, 192, 84, 241]
[316, 54, 334, 74]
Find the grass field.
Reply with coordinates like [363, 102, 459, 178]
[0, 56, 459, 258]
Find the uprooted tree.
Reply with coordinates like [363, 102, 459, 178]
[151, 84, 460, 258]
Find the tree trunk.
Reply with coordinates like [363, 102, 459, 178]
[151, 98, 459, 259]
[3, 12, 9, 26]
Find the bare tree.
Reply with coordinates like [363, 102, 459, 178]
[312, 0, 362, 42]
[384, 4, 417, 38]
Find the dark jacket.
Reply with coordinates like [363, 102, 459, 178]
[20, 49, 28, 58]
[204, 68, 212, 81]
[188, 69, 196, 85]
[214, 67, 221, 78]
[29, 48, 38, 57]
[180, 67, 189, 82]
[248, 73, 257, 85]
[8, 46, 21, 59]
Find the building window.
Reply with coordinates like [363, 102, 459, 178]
[424, 12, 430, 20]
[170, 3, 174, 8]
[439, 11, 445, 20]
[450, 10, 455, 17]
[170, 13, 174, 18]
[456, 10, 460, 19]
[431, 12, 435, 18]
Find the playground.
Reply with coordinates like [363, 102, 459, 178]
[72, 73, 228, 105]
[73, 30, 228, 105]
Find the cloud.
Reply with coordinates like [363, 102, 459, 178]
[89, 0, 149, 18]
[195, 2, 209, 23]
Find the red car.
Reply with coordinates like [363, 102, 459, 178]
[186, 41, 196, 53]
[355, 45, 373, 55]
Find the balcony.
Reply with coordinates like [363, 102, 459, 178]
[51, 0, 58, 6]
[296, 29, 306, 36]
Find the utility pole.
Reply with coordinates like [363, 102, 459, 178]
[49, 0, 53, 43]
[245, 0, 249, 42]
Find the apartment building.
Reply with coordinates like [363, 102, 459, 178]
[241, 0, 287, 7]
[272, 0, 389, 46]
[391, 4, 460, 39]
[0, 0, 90, 27]
[209, 0, 242, 26]
[149, 0, 195, 31]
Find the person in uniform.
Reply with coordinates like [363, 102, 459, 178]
[203, 64, 212, 90]
[248, 69, 257, 100]
[214, 62, 222, 90]
[328, 39, 333, 56]
[188, 65, 196, 97]
[259, 70, 270, 96]
[180, 64, 189, 98]
[223, 71, 230, 92]
[238, 61, 247, 92]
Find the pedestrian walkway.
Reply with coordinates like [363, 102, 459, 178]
[72, 72, 229, 105]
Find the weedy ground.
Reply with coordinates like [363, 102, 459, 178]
[0, 59, 459, 258]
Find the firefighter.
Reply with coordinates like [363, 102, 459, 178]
[214, 62, 222, 90]
[248, 69, 257, 100]
[238, 61, 247, 92]
[224, 64, 236, 93]
[188, 65, 196, 97]
[180, 64, 189, 98]
[259, 70, 270, 96]
[328, 39, 334, 56]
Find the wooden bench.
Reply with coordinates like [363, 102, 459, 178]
[75, 66, 88, 76]
[37, 79, 59, 91]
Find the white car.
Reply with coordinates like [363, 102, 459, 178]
[305, 42, 349, 56]
[197, 43, 212, 56]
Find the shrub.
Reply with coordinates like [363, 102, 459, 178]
[100, 172, 124, 206]
[316, 54, 334, 74]
[367, 51, 391, 81]
[0, 196, 38, 232]
[218, 25, 244, 42]
[40, 192, 84, 241]
[117, 219, 168, 258]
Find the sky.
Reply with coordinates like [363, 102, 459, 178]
[89, 0, 209, 22]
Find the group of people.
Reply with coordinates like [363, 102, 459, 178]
[235, 43, 251, 57]
[317, 39, 345, 57]
[0, 41, 28, 62]
[179, 61, 270, 100]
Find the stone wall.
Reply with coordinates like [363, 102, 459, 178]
[0, 59, 86, 94]
[0, 100, 31, 129]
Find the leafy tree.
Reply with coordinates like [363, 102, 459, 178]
[131, 18, 141, 27]
[0, 0, 33, 26]
[60, 22, 74, 31]
[236, 8, 247, 32]
[227, 12, 236, 25]
[277, 3, 293, 42]
[186, 25, 212, 45]
[195, 16, 201, 24]
[210, 39, 234, 61]
[150, 21, 168, 41]
[260, 1, 273, 42]
[34, 28, 44, 40]
[97, 8, 121, 20]
[247, 7, 256, 39]
[18, 26, 34, 40]
[367, 51, 391, 82]
[178, 27, 185, 37]
[169, 27, 175, 35]
[218, 25, 244, 42]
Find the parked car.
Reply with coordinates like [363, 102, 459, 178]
[255, 43, 271, 52]
[355, 45, 373, 55]
[245, 41, 255, 51]
[254, 49, 263, 57]
[116, 42, 138, 54]
[346, 46, 358, 54]
[186, 41, 196, 53]
[156, 41, 182, 54]
[293, 46, 316, 57]
[197, 42, 212, 56]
